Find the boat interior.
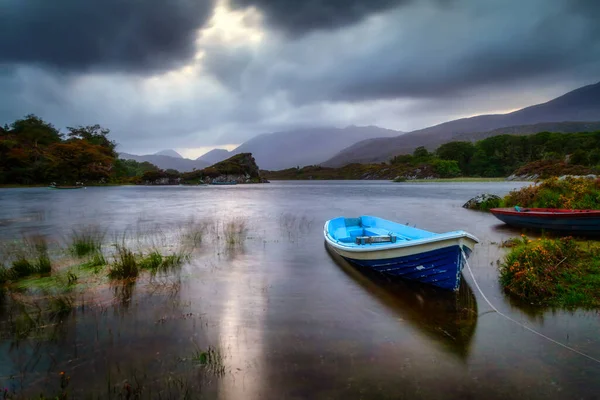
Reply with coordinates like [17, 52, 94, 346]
[327, 216, 436, 245]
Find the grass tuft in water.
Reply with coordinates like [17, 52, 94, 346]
[80, 251, 106, 271]
[191, 345, 225, 376]
[223, 218, 247, 247]
[109, 245, 139, 279]
[48, 294, 74, 320]
[139, 250, 189, 276]
[139, 250, 163, 270]
[69, 226, 105, 257]
[5, 235, 52, 279]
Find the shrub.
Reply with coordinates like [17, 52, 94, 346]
[431, 159, 461, 178]
[503, 177, 600, 209]
[500, 235, 579, 303]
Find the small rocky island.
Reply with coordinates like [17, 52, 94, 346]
[179, 153, 269, 184]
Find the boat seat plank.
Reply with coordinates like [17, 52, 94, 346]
[355, 235, 398, 244]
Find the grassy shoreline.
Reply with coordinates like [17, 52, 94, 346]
[499, 235, 600, 308]
[397, 177, 508, 183]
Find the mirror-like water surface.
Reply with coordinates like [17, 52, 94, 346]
[1, 181, 599, 399]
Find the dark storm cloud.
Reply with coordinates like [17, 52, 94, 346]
[0, 0, 215, 73]
[229, 0, 413, 35]
[209, 0, 600, 104]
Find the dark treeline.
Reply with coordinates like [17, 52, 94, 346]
[391, 131, 600, 177]
[0, 114, 162, 185]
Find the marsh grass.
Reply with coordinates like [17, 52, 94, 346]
[80, 251, 106, 271]
[109, 245, 139, 279]
[190, 345, 225, 376]
[139, 250, 189, 276]
[223, 218, 247, 247]
[69, 226, 105, 257]
[180, 218, 209, 249]
[6, 235, 53, 279]
[279, 213, 314, 238]
[48, 294, 74, 320]
[499, 235, 600, 307]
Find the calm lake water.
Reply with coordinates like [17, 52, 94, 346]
[1, 181, 599, 399]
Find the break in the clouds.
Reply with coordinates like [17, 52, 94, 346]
[0, 0, 599, 155]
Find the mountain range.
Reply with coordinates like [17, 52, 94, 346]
[118, 152, 209, 172]
[323, 81, 600, 166]
[121, 126, 401, 171]
[120, 81, 600, 172]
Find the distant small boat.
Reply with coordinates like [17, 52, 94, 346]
[49, 185, 84, 190]
[324, 216, 479, 291]
[490, 207, 600, 235]
[211, 181, 237, 185]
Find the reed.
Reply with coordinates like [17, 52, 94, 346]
[69, 226, 105, 257]
[140, 250, 189, 276]
[191, 345, 226, 376]
[48, 294, 74, 320]
[108, 245, 139, 279]
[223, 217, 247, 247]
[80, 251, 106, 270]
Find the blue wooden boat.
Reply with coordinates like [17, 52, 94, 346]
[490, 207, 600, 235]
[324, 216, 479, 291]
[211, 181, 237, 185]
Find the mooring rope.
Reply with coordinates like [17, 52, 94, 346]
[461, 250, 600, 365]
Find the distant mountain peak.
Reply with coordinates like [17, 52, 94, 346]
[154, 149, 183, 159]
[196, 148, 231, 164]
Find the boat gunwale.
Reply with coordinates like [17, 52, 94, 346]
[323, 219, 479, 254]
[490, 207, 600, 219]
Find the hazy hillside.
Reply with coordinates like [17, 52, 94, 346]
[229, 125, 401, 170]
[154, 149, 183, 158]
[324, 81, 600, 166]
[454, 121, 600, 142]
[197, 148, 231, 164]
[119, 153, 209, 172]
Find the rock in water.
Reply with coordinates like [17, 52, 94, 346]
[180, 153, 269, 184]
[462, 194, 501, 210]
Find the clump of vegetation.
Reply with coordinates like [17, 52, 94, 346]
[80, 251, 106, 270]
[191, 345, 226, 376]
[48, 294, 74, 320]
[4, 235, 53, 279]
[223, 218, 247, 246]
[499, 235, 600, 307]
[69, 226, 104, 257]
[109, 245, 139, 279]
[139, 250, 188, 276]
[504, 177, 600, 209]
[0, 264, 7, 284]
[510, 160, 593, 180]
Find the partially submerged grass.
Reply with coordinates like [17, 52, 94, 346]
[48, 294, 74, 320]
[79, 251, 106, 271]
[499, 235, 600, 307]
[190, 345, 225, 376]
[69, 226, 105, 257]
[4, 235, 53, 279]
[223, 218, 247, 247]
[138, 249, 189, 276]
[109, 245, 139, 279]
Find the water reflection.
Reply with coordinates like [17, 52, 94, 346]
[326, 245, 478, 360]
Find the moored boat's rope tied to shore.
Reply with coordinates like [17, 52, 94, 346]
[461, 250, 600, 366]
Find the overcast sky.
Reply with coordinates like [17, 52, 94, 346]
[1, 0, 599, 158]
